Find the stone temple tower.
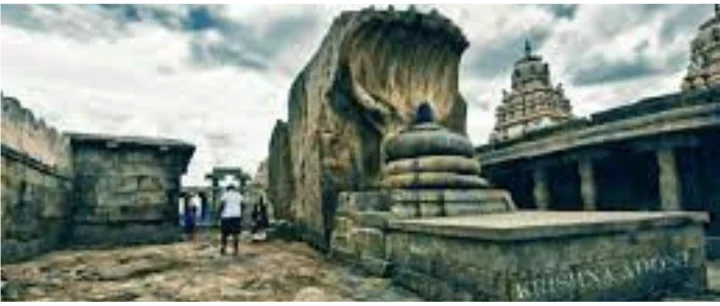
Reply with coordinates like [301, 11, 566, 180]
[681, 4, 720, 91]
[489, 40, 573, 143]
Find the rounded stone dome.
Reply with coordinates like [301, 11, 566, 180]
[381, 103, 488, 189]
[384, 122, 475, 161]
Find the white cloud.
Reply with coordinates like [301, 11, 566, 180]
[1, 4, 709, 187]
[2, 21, 284, 186]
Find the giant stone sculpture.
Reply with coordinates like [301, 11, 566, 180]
[278, 6, 470, 249]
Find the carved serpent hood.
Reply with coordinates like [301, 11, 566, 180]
[336, 7, 469, 137]
[280, 6, 471, 249]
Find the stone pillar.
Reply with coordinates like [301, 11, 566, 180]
[210, 177, 220, 215]
[657, 148, 681, 211]
[240, 176, 248, 193]
[578, 160, 597, 211]
[533, 167, 550, 210]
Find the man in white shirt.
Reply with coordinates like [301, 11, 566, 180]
[218, 184, 243, 255]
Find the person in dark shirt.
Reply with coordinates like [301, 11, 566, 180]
[183, 194, 198, 241]
[251, 196, 270, 242]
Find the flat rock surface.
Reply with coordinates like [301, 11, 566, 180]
[395, 211, 708, 229]
[0, 232, 421, 301]
[390, 211, 709, 241]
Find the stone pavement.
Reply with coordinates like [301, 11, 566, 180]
[0, 232, 421, 301]
[1, 231, 719, 301]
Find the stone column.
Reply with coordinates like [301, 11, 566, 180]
[210, 176, 220, 216]
[533, 167, 550, 210]
[578, 160, 597, 211]
[657, 148, 681, 211]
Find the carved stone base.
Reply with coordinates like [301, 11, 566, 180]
[387, 211, 709, 301]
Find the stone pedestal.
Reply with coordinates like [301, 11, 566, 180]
[386, 211, 708, 301]
[657, 148, 681, 211]
[207, 177, 220, 216]
[330, 188, 515, 276]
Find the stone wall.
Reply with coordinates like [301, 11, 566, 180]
[282, 7, 470, 250]
[1, 95, 74, 263]
[267, 120, 294, 221]
[69, 134, 194, 246]
[2, 95, 196, 260]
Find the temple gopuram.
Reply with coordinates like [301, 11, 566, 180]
[477, 5, 720, 259]
[682, 4, 720, 91]
[489, 40, 573, 142]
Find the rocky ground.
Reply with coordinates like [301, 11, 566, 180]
[1, 232, 719, 301]
[0, 232, 421, 301]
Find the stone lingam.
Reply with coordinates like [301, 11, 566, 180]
[330, 102, 709, 301]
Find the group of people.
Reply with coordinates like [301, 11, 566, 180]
[183, 185, 270, 256]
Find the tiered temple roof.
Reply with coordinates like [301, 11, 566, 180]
[682, 4, 720, 91]
[490, 40, 573, 143]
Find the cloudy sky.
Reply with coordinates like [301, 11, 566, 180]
[1, 4, 714, 186]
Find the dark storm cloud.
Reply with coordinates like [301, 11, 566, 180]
[185, 12, 319, 71]
[570, 56, 663, 86]
[189, 39, 269, 71]
[536, 4, 578, 20]
[659, 4, 710, 44]
[104, 4, 320, 71]
[1, 4, 320, 71]
[185, 6, 218, 31]
[0, 5, 41, 31]
[464, 28, 552, 78]
[568, 4, 711, 86]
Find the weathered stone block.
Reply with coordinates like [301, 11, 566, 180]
[138, 175, 164, 191]
[350, 227, 386, 260]
[358, 254, 392, 277]
[386, 211, 708, 301]
[333, 216, 353, 235]
[444, 201, 508, 216]
[350, 211, 392, 229]
[136, 191, 167, 205]
[387, 189, 514, 216]
[418, 201, 443, 217]
[384, 155, 481, 176]
[330, 234, 351, 252]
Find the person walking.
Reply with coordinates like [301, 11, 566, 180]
[183, 193, 199, 241]
[218, 184, 243, 255]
